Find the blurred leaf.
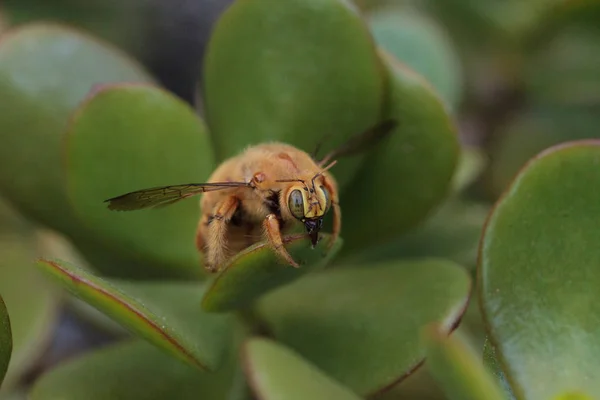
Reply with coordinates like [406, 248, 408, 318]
[368, 7, 463, 108]
[66, 83, 214, 278]
[422, 325, 506, 400]
[344, 199, 488, 270]
[203, 0, 384, 189]
[0, 296, 11, 388]
[36, 259, 234, 371]
[480, 140, 600, 398]
[452, 147, 487, 194]
[0, 234, 59, 392]
[243, 338, 361, 400]
[486, 109, 600, 199]
[257, 258, 471, 396]
[525, 25, 600, 108]
[3, 1, 147, 58]
[202, 233, 342, 312]
[376, 365, 447, 400]
[340, 51, 459, 253]
[0, 23, 154, 233]
[483, 338, 517, 400]
[30, 339, 238, 400]
[425, 0, 559, 51]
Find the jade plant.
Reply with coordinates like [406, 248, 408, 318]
[0, 0, 598, 399]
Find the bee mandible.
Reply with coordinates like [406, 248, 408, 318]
[105, 119, 397, 272]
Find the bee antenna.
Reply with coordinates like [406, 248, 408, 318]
[311, 159, 337, 188]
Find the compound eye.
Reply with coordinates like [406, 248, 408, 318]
[320, 186, 331, 212]
[288, 189, 304, 219]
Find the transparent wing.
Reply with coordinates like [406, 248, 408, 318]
[318, 119, 398, 165]
[104, 182, 249, 211]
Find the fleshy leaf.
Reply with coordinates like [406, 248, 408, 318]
[480, 140, 600, 398]
[243, 338, 361, 400]
[65, 84, 214, 276]
[483, 338, 517, 400]
[0, 209, 59, 392]
[36, 259, 234, 371]
[202, 234, 342, 312]
[30, 339, 238, 400]
[203, 0, 384, 188]
[256, 258, 471, 396]
[0, 23, 154, 233]
[0, 295, 11, 388]
[368, 7, 463, 108]
[339, 51, 459, 253]
[422, 324, 506, 400]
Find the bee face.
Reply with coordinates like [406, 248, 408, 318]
[286, 183, 331, 246]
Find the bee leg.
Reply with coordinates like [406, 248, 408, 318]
[264, 214, 300, 268]
[328, 201, 341, 249]
[204, 196, 239, 273]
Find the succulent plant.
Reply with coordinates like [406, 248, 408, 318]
[0, 0, 599, 399]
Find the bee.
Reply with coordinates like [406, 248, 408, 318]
[105, 119, 397, 273]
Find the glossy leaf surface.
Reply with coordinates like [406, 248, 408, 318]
[423, 325, 506, 400]
[257, 259, 471, 396]
[202, 234, 342, 312]
[483, 338, 517, 400]
[340, 51, 459, 252]
[243, 338, 360, 400]
[30, 339, 237, 400]
[66, 84, 214, 275]
[203, 0, 384, 188]
[36, 259, 234, 371]
[0, 23, 153, 233]
[480, 141, 600, 398]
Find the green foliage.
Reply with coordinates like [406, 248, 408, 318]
[0, 295, 11, 388]
[480, 142, 600, 398]
[0, 0, 597, 399]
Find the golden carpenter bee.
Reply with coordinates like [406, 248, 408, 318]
[105, 119, 397, 272]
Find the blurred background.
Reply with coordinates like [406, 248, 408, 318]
[0, 0, 598, 398]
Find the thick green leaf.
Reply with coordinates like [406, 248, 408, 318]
[483, 338, 517, 400]
[202, 233, 342, 312]
[0, 296, 11, 389]
[0, 23, 154, 233]
[257, 258, 471, 396]
[30, 339, 238, 400]
[65, 84, 214, 276]
[423, 325, 506, 400]
[368, 7, 463, 108]
[36, 259, 234, 371]
[0, 231, 59, 393]
[203, 0, 384, 189]
[243, 338, 360, 400]
[340, 51, 459, 253]
[480, 140, 600, 398]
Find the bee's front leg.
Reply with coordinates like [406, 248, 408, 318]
[263, 214, 300, 268]
[203, 196, 239, 273]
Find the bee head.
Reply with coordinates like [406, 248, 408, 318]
[285, 183, 331, 247]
